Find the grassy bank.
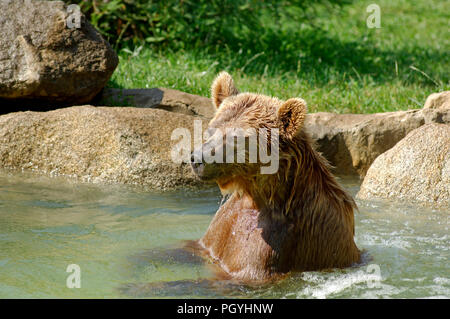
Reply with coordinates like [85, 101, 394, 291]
[107, 0, 449, 113]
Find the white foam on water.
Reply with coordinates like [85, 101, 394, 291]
[402, 277, 427, 283]
[360, 234, 412, 250]
[358, 282, 404, 299]
[297, 271, 383, 299]
[421, 284, 450, 298]
[433, 277, 450, 285]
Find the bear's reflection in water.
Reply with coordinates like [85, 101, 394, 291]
[119, 241, 257, 297]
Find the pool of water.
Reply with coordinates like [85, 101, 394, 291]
[0, 170, 448, 298]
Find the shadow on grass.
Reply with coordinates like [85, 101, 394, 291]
[208, 27, 447, 88]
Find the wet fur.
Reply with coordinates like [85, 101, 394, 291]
[195, 72, 361, 282]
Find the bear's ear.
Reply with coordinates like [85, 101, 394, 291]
[211, 71, 239, 109]
[277, 98, 307, 139]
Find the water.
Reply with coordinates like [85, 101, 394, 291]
[0, 171, 448, 298]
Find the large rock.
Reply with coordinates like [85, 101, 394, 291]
[357, 123, 450, 207]
[0, 0, 118, 105]
[99, 88, 215, 118]
[0, 106, 207, 190]
[305, 108, 450, 176]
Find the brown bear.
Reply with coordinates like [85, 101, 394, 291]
[189, 71, 361, 283]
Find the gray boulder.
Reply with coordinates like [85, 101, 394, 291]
[357, 123, 450, 207]
[0, 106, 208, 190]
[305, 108, 450, 177]
[0, 0, 118, 105]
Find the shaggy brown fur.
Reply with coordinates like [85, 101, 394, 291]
[192, 72, 361, 282]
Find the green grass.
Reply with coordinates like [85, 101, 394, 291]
[107, 0, 449, 114]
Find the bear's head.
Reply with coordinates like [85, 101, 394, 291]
[191, 71, 307, 193]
